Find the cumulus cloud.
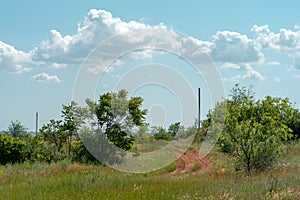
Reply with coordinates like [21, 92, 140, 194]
[251, 25, 273, 48]
[0, 41, 31, 73]
[0, 9, 250, 76]
[252, 25, 300, 67]
[2, 9, 300, 82]
[210, 31, 263, 63]
[31, 30, 72, 62]
[243, 64, 265, 80]
[48, 63, 68, 69]
[222, 64, 265, 81]
[31, 72, 61, 83]
[30, 9, 154, 67]
[1, 9, 164, 73]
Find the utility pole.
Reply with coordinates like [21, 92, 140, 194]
[198, 88, 201, 130]
[36, 112, 38, 135]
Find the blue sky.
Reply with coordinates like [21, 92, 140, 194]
[1, 0, 300, 131]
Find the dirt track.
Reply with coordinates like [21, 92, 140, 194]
[163, 149, 213, 176]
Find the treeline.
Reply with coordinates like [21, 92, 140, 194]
[0, 89, 194, 166]
[1, 85, 300, 174]
[0, 90, 147, 165]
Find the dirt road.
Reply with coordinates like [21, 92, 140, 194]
[163, 149, 213, 176]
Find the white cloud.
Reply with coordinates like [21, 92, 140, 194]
[210, 31, 263, 63]
[220, 63, 241, 70]
[179, 36, 212, 57]
[252, 25, 271, 34]
[252, 25, 273, 48]
[31, 72, 61, 83]
[266, 61, 280, 66]
[49, 63, 68, 69]
[31, 30, 72, 61]
[252, 25, 300, 69]
[0, 41, 31, 73]
[2, 9, 300, 81]
[277, 29, 299, 47]
[30, 9, 153, 66]
[87, 65, 111, 75]
[128, 50, 153, 60]
[274, 76, 281, 82]
[243, 64, 265, 81]
[221, 63, 265, 81]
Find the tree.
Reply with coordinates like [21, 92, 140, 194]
[61, 101, 81, 157]
[154, 127, 173, 141]
[94, 89, 147, 151]
[39, 119, 67, 153]
[8, 120, 27, 137]
[168, 122, 181, 136]
[285, 107, 300, 139]
[230, 120, 288, 172]
[153, 122, 183, 141]
[205, 84, 293, 172]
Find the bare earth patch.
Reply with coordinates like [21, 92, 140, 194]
[162, 149, 213, 176]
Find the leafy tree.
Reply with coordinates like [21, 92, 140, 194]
[94, 89, 147, 151]
[230, 120, 289, 172]
[39, 119, 68, 161]
[8, 120, 27, 137]
[153, 122, 183, 141]
[37, 102, 86, 162]
[205, 84, 294, 172]
[285, 107, 300, 139]
[154, 127, 173, 141]
[168, 122, 181, 136]
[61, 101, 82, 157]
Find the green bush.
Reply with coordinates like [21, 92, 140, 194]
[71, 140, 99, 164]
[0, 134, 27, 165]
[154, 127, 173, 141]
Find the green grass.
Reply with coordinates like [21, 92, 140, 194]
[1, 166, 299, 199]
[132, 137, 170, 153]
[0, 140, 299, 200]
[191, 163, 201, 172]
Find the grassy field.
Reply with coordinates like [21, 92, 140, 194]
[0, 140, 299, 200]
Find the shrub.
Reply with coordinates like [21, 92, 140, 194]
[154, 127, 173, 141]
[0, 134, 27, 165]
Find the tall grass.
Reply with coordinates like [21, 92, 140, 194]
[0, 140, 299, 199]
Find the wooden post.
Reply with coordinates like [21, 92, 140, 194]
[198, 88, 201, 130]
[36, 112, 38, 135]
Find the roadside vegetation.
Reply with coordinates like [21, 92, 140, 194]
[0, 84, 300, 199]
